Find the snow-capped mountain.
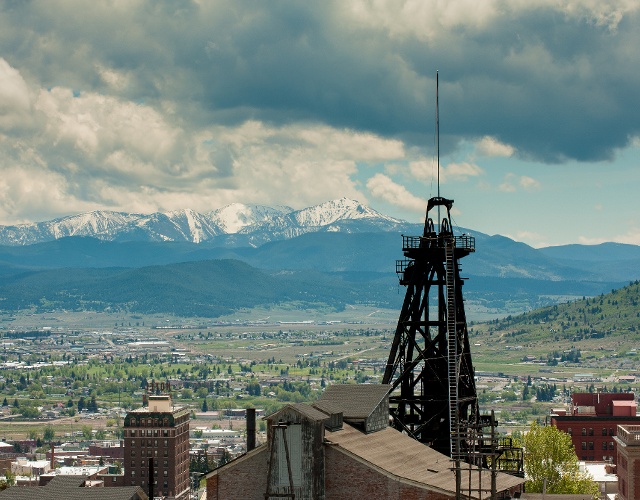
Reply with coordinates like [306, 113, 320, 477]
[0, 198, 406, 246]
[209, 203, 293, 234]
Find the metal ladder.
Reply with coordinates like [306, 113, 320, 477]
[445, 236, 460, 459]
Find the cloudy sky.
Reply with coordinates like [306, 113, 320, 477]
[0, 0, 639, 247]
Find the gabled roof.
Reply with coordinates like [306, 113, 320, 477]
[317, 384, 390, 420]
[0, 475, 147, 500]
[266, 402, 329, 423]
[325, 423, 524, 498]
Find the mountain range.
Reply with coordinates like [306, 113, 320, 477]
[0, 198, 405, 247]
[0, 198, 639, 318]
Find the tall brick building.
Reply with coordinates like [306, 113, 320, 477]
[205, 384, 525, 499]
[615, 424, 640, 500]
[124, 395, 190, 499]
[550, 392, 640, 463]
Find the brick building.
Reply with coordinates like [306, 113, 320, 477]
[550, 392, 640, 463]
[88, 441, 125, 461]
[205, 384, 525, 499]
[614, 424, 640, 500]
[123, 395, 190, 499]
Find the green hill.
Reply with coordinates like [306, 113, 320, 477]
[470, 280, 640, 375]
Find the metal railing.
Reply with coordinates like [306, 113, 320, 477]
[402, 234, 475, 252]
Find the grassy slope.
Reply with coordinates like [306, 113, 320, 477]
[470, 280, 640, 376]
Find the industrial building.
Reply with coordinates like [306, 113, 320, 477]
[205, 384, 525, 499]
[550, 392, 640, 463]
[123, 394, 190, 499]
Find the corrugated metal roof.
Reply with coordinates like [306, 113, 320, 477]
[317, 384, 390, 419]
[325, 424, 524, 499]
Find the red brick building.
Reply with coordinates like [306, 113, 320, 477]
[550, 392, 640, 463]
[123, 395, 190, 499]
[205, 385, 525, 499]
[615, 424, 640, 500]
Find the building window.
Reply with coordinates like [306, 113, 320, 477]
[609, 428, 614, 436]
[602, 442, 608, 450]
[582, 428, 586, 436]
[588, 442, 594, 450]
[602, 428, 607, 436]
[609, 442, 614, 450]
[131, 471, 135, 477]
[130, 430, 136, 437]
[581, 442, 587, 450]
[163, 430, 168, 437]
[588, 428, 594, 436]
[567, 428, 572, 435]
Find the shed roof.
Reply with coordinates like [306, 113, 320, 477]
[317, 384, 390, 420]
[324, 423, 524, 499]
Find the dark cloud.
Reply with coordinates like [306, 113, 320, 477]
[0, 1, 638, 163]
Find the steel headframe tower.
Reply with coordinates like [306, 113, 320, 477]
[382, 196, 479, 459]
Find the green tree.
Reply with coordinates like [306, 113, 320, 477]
[81, 425, 93, 440]
[43, 425, 55, 442]
[524, 422, 599, 497]
[201, 399, 208, 412]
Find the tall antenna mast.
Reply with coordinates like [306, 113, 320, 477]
[436, 70, 440, 223]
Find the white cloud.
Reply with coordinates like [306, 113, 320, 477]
[345, 0, 640, 39]
[366, 173, 425, 212]
[408, 160, 483, 184]
[505, 230, 550, 248]
[498, 173, 540, 192]
[444, 162, 484, 181]
[579, 227, 640, 246]
[0, 59, 33, 131]
[519, 175, 541, 190]
[476, 136, 515, 157]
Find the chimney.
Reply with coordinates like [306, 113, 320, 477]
[246, 408, 256, 452]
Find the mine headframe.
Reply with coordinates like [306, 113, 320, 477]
[382, 196, 482, 459]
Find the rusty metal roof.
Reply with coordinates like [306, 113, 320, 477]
[317, 384, 390, 420]
[324, 424, 524, 499]
[266, 402, 329, 422]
